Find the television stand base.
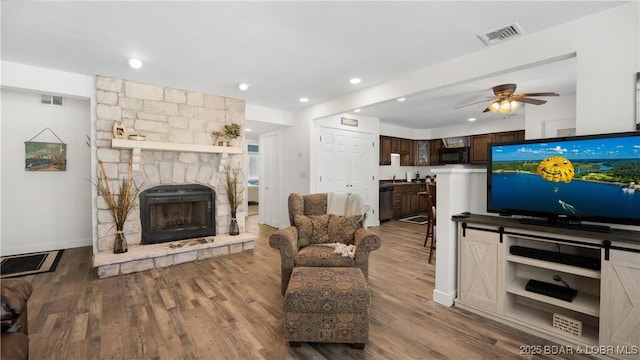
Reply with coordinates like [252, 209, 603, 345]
[519, 218, 611, 233]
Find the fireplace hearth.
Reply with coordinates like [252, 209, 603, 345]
[140, 184, 216, 244]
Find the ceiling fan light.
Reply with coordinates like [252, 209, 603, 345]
[488, 102, 500, 112]
[510, 101, 521, 111]
[498, 100, 511, 113]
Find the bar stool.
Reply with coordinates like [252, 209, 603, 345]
[419, 192, 436, 263]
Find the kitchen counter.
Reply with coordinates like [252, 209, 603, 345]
[379, 180, 432, 186]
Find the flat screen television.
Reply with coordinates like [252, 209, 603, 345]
[487, 131, 640, 232]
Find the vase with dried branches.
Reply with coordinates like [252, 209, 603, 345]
[94, 158, 139, 253]
[224, 166, 243, 235]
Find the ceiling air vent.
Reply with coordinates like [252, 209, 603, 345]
[478, 23, 523, 46]
[41, 94, 63, 106]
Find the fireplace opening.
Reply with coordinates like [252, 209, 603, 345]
[140, 184, 216, 244]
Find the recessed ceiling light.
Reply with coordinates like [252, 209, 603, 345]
[397, 97, 406, 102]
[354, 109, 361, 113]
[238, 83, 249, 91]
[128, 58, 143, 69]
[299, 97, 309, 103]
[245, 128, 252, 132]
[468, 117, 477, 122]
[349, 78, 362, 84]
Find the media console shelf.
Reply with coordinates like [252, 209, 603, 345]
[454, 214, 640, 360]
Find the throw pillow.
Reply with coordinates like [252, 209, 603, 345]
[294, 214, 330, 247]
[328, 214, 362, 245]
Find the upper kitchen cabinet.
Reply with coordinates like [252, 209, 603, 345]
[390, 137, 412, 155]
[494, 130, 525, 143]
[379, 135, 392, 165]
[430, 139, 443, 165]
[469, 130, 524, 164]
[469, 133, 494, 164]
[382, 136, 413, 166]
[399, 138, 413, 166]
[414, 140, 429, 166]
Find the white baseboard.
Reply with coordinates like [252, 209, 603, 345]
[433, 289, 456, 307]
[1, 238, 91, 256]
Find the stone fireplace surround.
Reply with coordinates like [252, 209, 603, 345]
[93, 76, 255, 278]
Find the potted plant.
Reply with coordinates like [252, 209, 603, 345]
[224, 166, 243, 235]
[223, 123, 242, 147]
[93, 158, 139, 253]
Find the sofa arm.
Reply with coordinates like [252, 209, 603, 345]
[269, 226, 298, 255]
[353, 228, 381, 253]
[269, 226, 299, 295]
[1, 332, 29, 360]
[1, 280, 32, 333]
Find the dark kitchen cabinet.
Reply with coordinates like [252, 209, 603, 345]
[393, 183, 427, 218]
[414, 140, 429, 166]
[469, 130, 525, 164]
[495, 130, 525, 143]
[400, 138, 411, 155]
[469, 133, 494, 164]
[430, 139, 443, 165]
[381, 136, 413, 166]
[379, 135, 392, 165]
[391, 137, 402, 153]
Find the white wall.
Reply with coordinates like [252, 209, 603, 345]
[1, 61, 97, 255]
[1, 89, 92, 255]
[298, 3, 638, 131]
[275, 3, 639, 230]
[525, 94, 577, 139]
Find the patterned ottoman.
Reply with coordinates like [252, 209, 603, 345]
[284, 267, 370, 349]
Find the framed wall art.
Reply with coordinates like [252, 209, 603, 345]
[25, 127, 67, 171]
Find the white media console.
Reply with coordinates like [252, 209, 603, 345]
[454, 214, 640, 360]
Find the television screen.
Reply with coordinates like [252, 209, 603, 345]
[487, 131, 640, 227]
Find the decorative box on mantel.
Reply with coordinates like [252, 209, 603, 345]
[111, 139, 242, 170]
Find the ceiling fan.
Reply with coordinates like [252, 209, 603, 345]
[457, 83, 559, 114]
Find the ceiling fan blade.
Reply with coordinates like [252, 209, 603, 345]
[518, 92, 559, 97]
[516, 97, 547, 105]
[482, 107, 492, 113]
[454, 99, 492, 109]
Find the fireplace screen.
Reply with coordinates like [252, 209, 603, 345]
[140, 184, 216, 244]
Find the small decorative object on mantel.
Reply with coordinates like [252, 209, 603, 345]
[223, 123, 242, 147]
[224, 166, 243, 236]
[211, 130, 224, 146]
[128, 134, 146, 141]
[25, 127, 67, 171]
[92, 157, 139, 253]
[113, 120, 127, 139]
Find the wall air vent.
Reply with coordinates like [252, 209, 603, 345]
[478, 23, 524, 46]
[41, 94, 63, 106]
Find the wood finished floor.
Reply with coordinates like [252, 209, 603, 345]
[20, 215, 594, 360]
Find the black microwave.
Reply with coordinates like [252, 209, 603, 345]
[439, 147, 469, 164]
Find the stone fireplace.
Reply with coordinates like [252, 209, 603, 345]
[92, 76, 255, 278]
[140, 184, 216, 244]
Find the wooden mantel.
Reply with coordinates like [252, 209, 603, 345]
[111, 139, 242, 170]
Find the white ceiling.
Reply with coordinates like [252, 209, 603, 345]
[1, 1, 626, 136]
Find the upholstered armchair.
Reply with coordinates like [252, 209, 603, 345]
[269, 193, 381, 295]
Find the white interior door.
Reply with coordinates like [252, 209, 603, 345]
[317, 126, 377, 227]
[317, 127, 349, 193]
[259, 131, 281, 228]
[348, 132, 375, 206]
